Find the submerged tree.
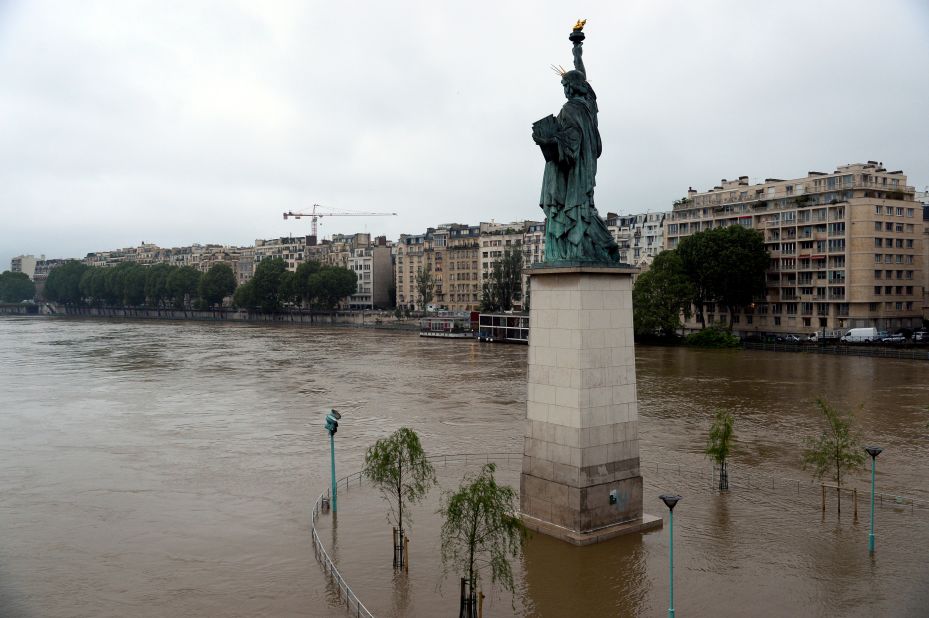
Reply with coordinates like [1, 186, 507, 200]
[362, 428, 436, 567]
[705, 408, 735, 490]
[802, 397, 866, 515]
[439, 463, 526, 614]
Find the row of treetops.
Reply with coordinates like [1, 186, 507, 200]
[40, 258, 359, 312]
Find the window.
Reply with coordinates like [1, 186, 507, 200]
[875, 205, 883, 214]
[875, 254, 882, 263]
[874, 238, 882, 247]
[874, 221, 882, 231]
[874, 270, 882, 279]
[907, 208, 914, 217]
[874, 286, 882, 295]
[886, 222, 893, 231]
[774, 316, 781, 326]
[896, 207, 904, 216]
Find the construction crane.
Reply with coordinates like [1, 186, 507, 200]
[283, 204, 397, 239]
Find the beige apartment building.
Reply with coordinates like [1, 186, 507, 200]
[395, 224, 481, 312]
[666, 162, 925, 335]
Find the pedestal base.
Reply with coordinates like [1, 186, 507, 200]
[520, 512, 663, 546]
[521, 265, 648, 546]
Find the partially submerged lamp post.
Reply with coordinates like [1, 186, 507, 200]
[325, 409, 341, 513]
[864, 446, 883, 554]
[660, 494, 682, 618]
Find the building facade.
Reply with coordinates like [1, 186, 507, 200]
[606, 212, 669, 268]
[10, 255, 38, 279]
[666, 162, 924, 335]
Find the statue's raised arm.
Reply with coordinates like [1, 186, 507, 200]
[570, 19, 587, 75]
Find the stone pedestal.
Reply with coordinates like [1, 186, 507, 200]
[520, 264, 661, 545]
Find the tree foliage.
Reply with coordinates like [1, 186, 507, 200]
[802, 397, 866, 515]
[480, 245, 524, 312]
[705, 408, 735, 490]
[166, 266, 202, 309]
[310, 266, 358, 309]
[439, 463, 526, 603]
[0, 271, 36, 302]
[632, 250, 693, 338]
[363, 428, 436, 560]
[44, 261, 89, 305]
[199, 263, 237, 308]
[415, 265, 434, 311]
[677, 226, 768, 328]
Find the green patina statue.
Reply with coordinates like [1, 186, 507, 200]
[533, 21, 620, 265]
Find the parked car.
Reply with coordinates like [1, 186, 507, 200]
[914, 331, 928, 343]
[881, 333, 907, 344]
[776, 334, 801, 343]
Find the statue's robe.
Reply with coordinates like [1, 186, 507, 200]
[539, 96, 619, 263]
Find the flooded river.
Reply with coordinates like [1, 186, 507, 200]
[0, 317, 926, 617]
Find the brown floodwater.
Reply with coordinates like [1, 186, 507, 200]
[0, 317, 927, 617]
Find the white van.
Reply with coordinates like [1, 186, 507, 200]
[840, 327, 879, 343]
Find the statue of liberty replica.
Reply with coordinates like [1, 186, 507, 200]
[532, 20, 620, 264]
[521, 21, 657, 546]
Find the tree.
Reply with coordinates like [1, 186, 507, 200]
[0, 271, 35, 302]
[415, 265, 434, 312]
[705, 409, 735, 490]
[232, 280, 256, 310]
[249, 258, 287, 312]
[79, 267, 108, 306]
[145, 263, 174, 308]
[480, 245, 524, 312]
[632, 250, 694, 338]
[802, 397, 866, 515]
[439, 463, 526, 612]
[362, 428, 437, 566]
[166, 266, 202, 309]
[310, 266, 358, 309]
[293, 261, 322, 306]
[44, 261, 88, 305]
[677, 226, 768, 328]
[199, 263, 237, 309]
[122, 264, 148, 306]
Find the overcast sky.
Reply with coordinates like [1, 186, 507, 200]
[2, 1, 928, 267]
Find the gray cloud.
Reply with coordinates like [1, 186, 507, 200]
[2, 0, 927, 267]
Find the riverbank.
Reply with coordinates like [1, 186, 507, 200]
[0, 303, 421, 332]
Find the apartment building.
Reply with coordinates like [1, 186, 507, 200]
[395, 231, 431, 310]
[253, 236, 310, 271]
[606, 212, 669, 268]
[10, 255, 38, 279]
[340, 235, 393, 309]
[666, 162, 924, 335]
[395, 224, 481, 312]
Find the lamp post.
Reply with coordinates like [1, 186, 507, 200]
[660, 494, 682, 618]
[864, 446, 882, 554]
[325, 409, 341, 513]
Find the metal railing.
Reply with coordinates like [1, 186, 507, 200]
[311, 476, 375, 618]
[648, 460, 929, 516]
